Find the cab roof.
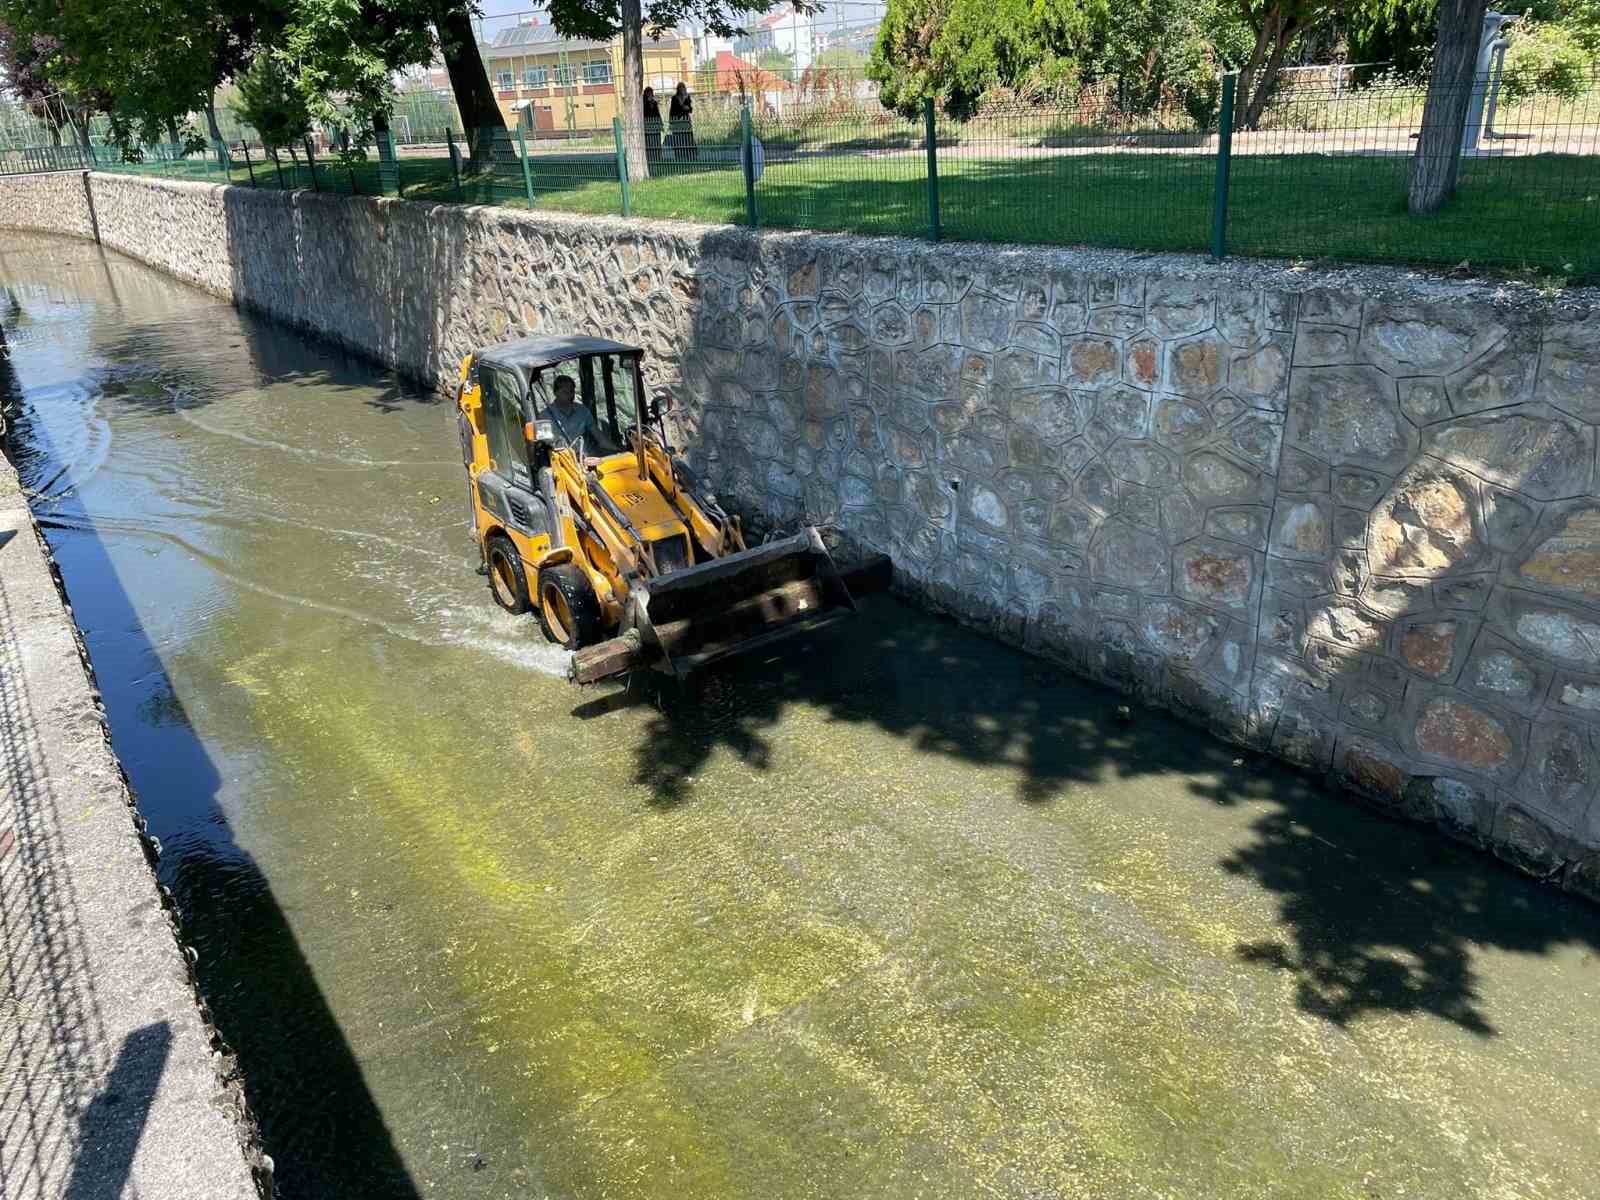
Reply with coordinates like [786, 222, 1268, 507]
[476, 335, 642, 374]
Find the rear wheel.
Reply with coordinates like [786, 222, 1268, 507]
[486, 536, 530, 614]
[537, 563, 601, 649]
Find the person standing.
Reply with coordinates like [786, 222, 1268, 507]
[642, 87, 663, 163]
[668, 82, 697, 161]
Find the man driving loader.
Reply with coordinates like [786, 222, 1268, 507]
[546, 374, 613, 457]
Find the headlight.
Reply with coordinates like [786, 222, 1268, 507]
[534, 419, 555, 442]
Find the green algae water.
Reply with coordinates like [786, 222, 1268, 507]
[4, 231, 1600, 1200]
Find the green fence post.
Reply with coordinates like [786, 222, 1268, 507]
[214, 138, 229, 183]
[376, 128, 400, 196]
[241, 140, 257, 187]
[1211, 73, 1235, 261]
[516, 125, 535, 207]
[612, 117, 631, 218]
[305, 137, 321, 192]
[740, 103, 757, 229]
[923, 96, 941, 243]
[273, 151, 286, 190]
[391, 131, 406, 199]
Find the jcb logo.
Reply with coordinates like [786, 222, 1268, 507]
[618, 491, 646, 506]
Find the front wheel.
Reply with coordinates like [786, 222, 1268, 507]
[537, 563, 601, 649]
[486, 536, 530, 614]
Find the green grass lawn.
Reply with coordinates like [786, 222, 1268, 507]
[94, 145, 1600, 280]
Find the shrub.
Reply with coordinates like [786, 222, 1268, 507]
[1501, 22, 1591, 104]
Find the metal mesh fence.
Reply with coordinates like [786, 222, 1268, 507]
[1226, 74, 1600, 276]
[4, 71, 1599, 280]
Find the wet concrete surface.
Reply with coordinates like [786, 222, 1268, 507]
[2, 230, 1599, 1199]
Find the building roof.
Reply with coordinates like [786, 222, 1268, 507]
[706, 50, 793, 93]
[477, 335, 643, 375]
[483, 21, 685, 59]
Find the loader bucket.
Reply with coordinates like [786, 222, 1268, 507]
[569, 528, 857, 683]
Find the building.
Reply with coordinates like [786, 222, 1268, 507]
[480, 18, 694, 137]
[733, 6, 818, 72]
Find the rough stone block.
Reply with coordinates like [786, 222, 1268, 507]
[1393, 616, 1472, 681]
[1173, 538, 1259, 615]
[1368, 462, 1483, 579]
[1167, 335, 1226, 397]
[1270, 495, 1334, 562]
[1088, 520, 1167, 590]
[1539, 320, 1600, 422]
[1424, 404, 1593, 502]
[1206, 505, 1271, 551]
[1286, 365, 1413, 473]
[1153, 395, 1212, 449]
[1064, 336, 1121, 386]
[1514, 501, 1600, 605]
[1408, 693, 1525, 780]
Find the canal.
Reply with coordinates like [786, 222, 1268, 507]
[3, 231, 1598, 1200]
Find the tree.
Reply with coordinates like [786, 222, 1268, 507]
[755, 46, 795, 76]
[0, 19, 73, 141]
[0, 0, 284, 154]
[868, 0, 1110, 117]
[543, 0, 788, 181]
[431, 2, 506, 154]
[813, 45, 866, 72]
[1408, 0, 1489, 212]
[233, 51, 311, 163]
[1232, 0, 1347, 130]
[868, 0, 1248, 122]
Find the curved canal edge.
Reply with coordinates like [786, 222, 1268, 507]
[0, 380, 266, 1195]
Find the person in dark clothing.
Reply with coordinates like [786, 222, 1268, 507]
[642, 87, 663, 162]
[667, 82, 697, 160]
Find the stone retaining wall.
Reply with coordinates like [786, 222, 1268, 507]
[3, 169, 1597, 897]
[0, 168, 95, 239]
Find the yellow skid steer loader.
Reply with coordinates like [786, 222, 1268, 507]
[456, 335, 856, 683]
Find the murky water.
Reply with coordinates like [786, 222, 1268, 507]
[4, 232, 1600, 1200]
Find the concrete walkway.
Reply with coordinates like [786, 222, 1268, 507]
[0, 451, 258, 1197]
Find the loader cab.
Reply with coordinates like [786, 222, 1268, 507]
[526, 352, 644, 460]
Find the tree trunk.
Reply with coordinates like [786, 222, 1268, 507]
[205, 93, 225, 167]
[75, 113, 93, 151]
[620, 0, 649, 181]
[1408, 0, 1489, 213]
[1234, 4, 1274, 132]
[433, 2, 506, 162]
[1242, 18, 1297, 130]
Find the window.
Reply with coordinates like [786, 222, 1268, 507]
[583, 61, 612, 84]
[523, 66, 547, 88]
[553, 64, 576, 86]
[599, 354, 640, 433]
[481, 365, 530, 487]
[496, 70, 514, 92]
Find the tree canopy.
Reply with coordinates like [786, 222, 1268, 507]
[867, 0, 1263, 121]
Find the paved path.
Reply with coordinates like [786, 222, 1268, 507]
[0, 446, 258, 1197]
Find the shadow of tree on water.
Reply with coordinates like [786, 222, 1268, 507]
[583, 592, 1600, 1039]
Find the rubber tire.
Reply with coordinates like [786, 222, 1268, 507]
[486, 536, 531, 615]
[537, 562, 602, 650]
